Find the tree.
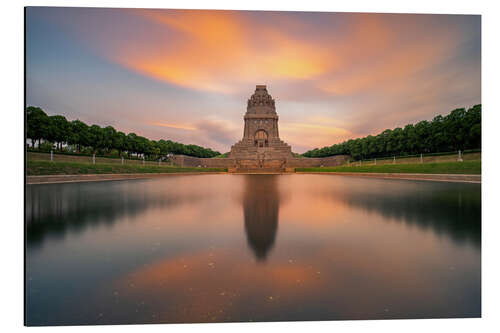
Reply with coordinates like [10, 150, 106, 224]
[125, 133, 138, 157]
[113, 131, 127, 156]
[102, 126, 117, 152]
[88, 125, 104, 153]
[26, 106, 49, 148]
[302, 105, 481, 160]
[68, 120, 89, 152]
[47, 115, 70, 150]
[26, 106, 222, 158]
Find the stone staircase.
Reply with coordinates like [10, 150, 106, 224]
[228, 158, 288, 173]
[231, 168, 285, 174]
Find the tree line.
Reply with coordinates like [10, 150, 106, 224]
[303, 104, 481, 160]
[26, 106, 221, 159]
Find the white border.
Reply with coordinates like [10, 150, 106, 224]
[2, 1, 499, 332]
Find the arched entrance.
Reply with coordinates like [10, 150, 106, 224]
[254, 130, 268, 147]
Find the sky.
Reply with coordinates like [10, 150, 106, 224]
[26, 7, 481, 153]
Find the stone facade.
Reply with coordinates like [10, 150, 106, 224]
[171, 85, 350, 172]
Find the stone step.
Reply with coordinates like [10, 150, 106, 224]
[232, 168, 285, 173]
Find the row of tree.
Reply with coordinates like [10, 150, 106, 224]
[26, 106, 221, 159]
[303, 104, 481, 160]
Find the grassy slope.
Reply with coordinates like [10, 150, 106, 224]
[296, 161, 481, 174]
[27, 160, 227, 176]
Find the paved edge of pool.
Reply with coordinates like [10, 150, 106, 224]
[26, 172, 228, 184]
[27, 172, 481, 184]
[295, 172, 481, 183]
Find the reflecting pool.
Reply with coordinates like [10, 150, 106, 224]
[26, 174, 481, 325]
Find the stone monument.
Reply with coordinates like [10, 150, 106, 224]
[171, 85, 349, 172]
[230, 85, 292, 163]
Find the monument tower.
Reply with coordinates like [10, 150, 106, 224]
[230, 85, 292, 161]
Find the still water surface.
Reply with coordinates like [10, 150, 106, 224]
[26, 174, 481, 325]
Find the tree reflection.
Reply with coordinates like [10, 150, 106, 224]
[26, 180, 206, 247]
[242, 175, 281, 261]
[321, 179, 481, 247]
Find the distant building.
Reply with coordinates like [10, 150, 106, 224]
[230, 85, 292, 160]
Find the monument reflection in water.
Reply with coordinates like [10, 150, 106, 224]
[243, 175, 280, 261]
[26, 175, 480, 325]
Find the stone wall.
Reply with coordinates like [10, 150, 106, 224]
[171, 154, 350, 171]
[171, 155, 200, 167]
[171, 155, 235, 168]
[200, 158, 236, 168]
[286, 155, 350, 168]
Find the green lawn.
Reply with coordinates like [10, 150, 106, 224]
[296, 160, 481, 174]
[27, 160, 227, 176]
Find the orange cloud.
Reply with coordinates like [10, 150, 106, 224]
[319, 14, 462, 96]
[106, 10, 463, 100]
[117, 10, 249, 92]
[104, 9, 338, 93]
[152, 122, 196, 130]
[281, 120, 352, 150]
